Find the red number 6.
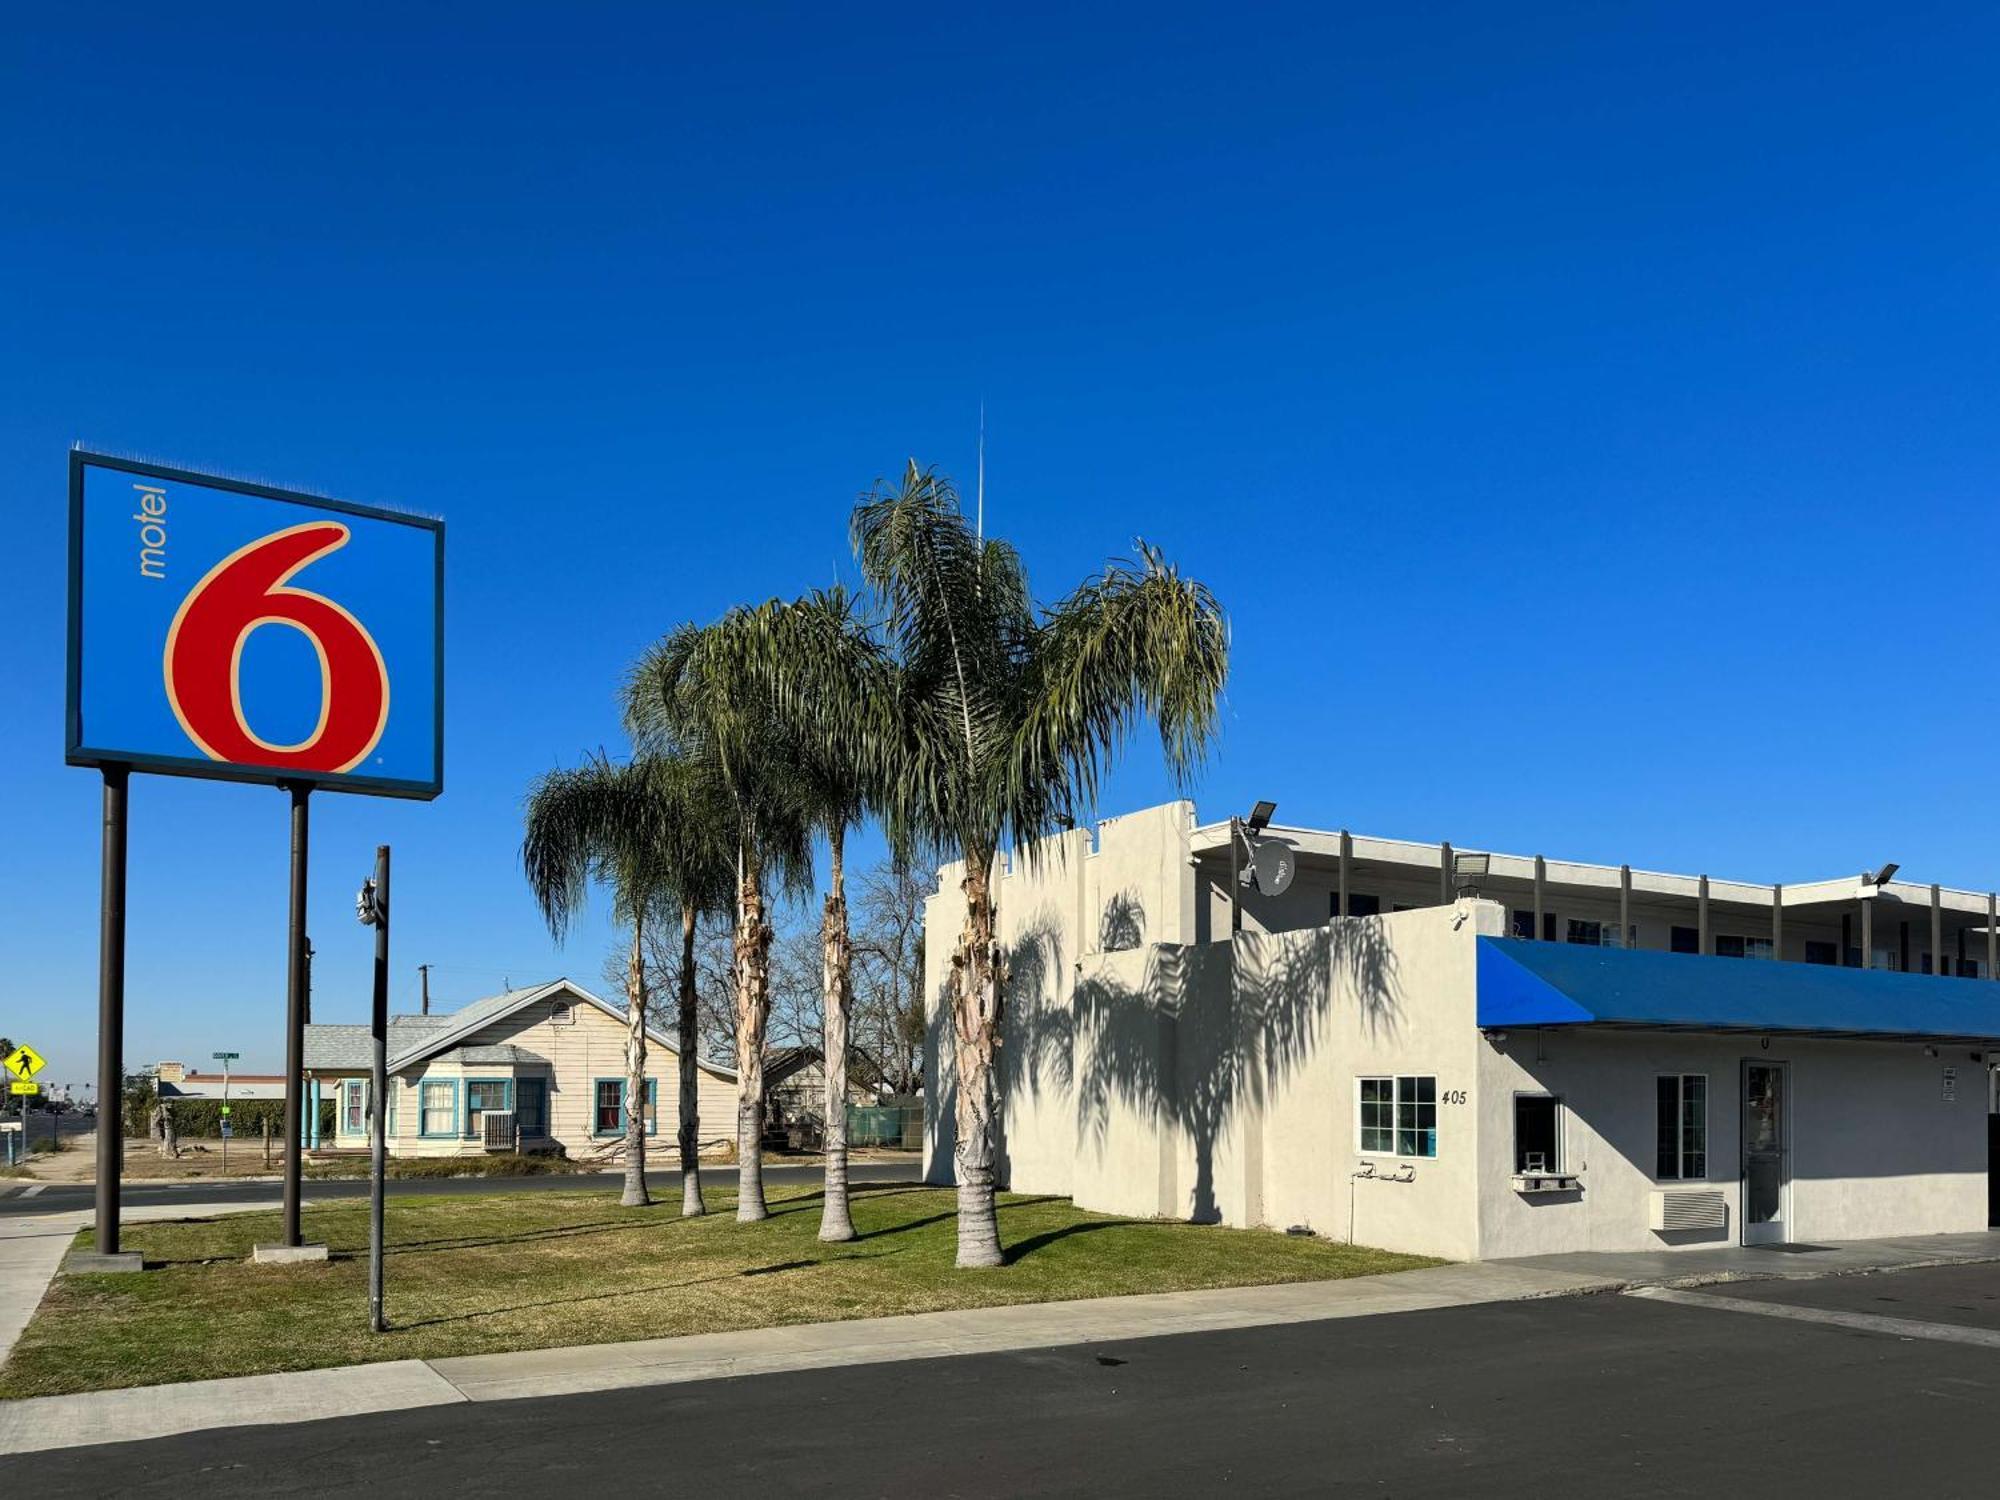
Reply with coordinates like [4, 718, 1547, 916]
[164, 522, 390, 774]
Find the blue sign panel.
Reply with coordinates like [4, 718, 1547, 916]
[67, 451, 443, 799]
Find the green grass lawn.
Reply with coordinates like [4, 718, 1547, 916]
[0, 1183, 1437, 1398]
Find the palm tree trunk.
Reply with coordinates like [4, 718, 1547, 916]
[734, 844, 773, 1222]
[622, 917, 650, 1208]
[952, 858, 1004, 1267]
[819, 823, 855, 1242]
[677, 898, 706, 1217]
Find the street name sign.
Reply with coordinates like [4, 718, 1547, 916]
[67, 451, 444, 799]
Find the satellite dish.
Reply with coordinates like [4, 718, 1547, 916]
[1251, 839, 1295, 897]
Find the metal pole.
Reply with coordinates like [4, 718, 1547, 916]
[1861, 895, 1873, 971]
[95, 766, 130, 1258]
[1697, 876, 1711, 955]
[1337, 830, 1351, 919]
[1620, 864, 1632, 949]
[221, 1056, 229, 1176]
[1533, 856, 1545, 940]
[1772, 883, 1783, 963]
[369, 844, 390, 1334]
[1228, 817, 1241, 936]
[1932, 884, 1943, 978]
[1439, 841, 1453, 906]
[281, 783, 311, 1248]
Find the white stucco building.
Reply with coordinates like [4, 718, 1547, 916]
[921, 802, 2000, 1260]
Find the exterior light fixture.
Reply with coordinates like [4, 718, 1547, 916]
[356, 877, 380, 927]
[1868, 862, 1901, 887]
[1246, 800, 1278, 834]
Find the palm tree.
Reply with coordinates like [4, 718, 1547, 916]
[852, 462, 1229, 1267]
[751, 587, 899, 1241]
[638, 753, 737, 1216]
[626, 611, 813, 1223]
[522, 752, 677, 1207]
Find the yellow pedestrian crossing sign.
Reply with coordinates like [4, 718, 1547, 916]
[3, 1046, 45, 1082]
[8, 1082, 38, 1096]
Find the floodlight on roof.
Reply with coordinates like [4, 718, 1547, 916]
[1246, 800, 1278, 834]
[1868, 862, 1901, 887]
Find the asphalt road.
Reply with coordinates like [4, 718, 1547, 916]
[14, 1261, 2000, 1497]
[0, 1159, 919, 1216]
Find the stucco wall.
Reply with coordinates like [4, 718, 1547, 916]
[1476, 1028, 1991, 1257]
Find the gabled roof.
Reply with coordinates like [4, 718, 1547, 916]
[1477, 937, 2000, 1043]
[304, 980, 736, 1078]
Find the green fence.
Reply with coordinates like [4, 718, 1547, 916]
[846, 1103, 922, 1150]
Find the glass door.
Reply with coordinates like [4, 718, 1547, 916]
[1741, 1061, 1789, 1245]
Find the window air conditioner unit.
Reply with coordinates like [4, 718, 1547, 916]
[1649, 1188, 1726, 1232]
[482, 1111, 517, 1152]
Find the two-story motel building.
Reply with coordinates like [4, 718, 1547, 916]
[921, 802, 2000, 1261]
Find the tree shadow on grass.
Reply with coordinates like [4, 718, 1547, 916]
[1001, 1219, 1128, 1266]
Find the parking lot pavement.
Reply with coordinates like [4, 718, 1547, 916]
[1695, 1259, 2000, 1332]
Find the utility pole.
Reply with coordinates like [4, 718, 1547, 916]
[418, 963, 430, 1017]
[359, 846, 391, 1333]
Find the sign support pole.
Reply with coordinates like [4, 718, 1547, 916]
[281, 782, 311, 1248]
[369, 845, 390, 1333]
[94, 765, 130, 1258]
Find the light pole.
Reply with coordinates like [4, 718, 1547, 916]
[357, 846, 390, 1333]
[212, 1051, 239, 1175]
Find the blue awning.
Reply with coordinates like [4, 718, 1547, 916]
[1477, 937, 2000, 1043]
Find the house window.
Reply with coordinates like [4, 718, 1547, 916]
[594, 1079, 659, 1137]
[1567, 919, 1601, 946]
[465, 1080, 511, 1138]
[1804, 940, 1837, 966]
[1332, 892, 1381, 919]
[1655, 1074, 1707, 1180]
[386, 1084, 398, 1137]
[594, 1080, 622, 1135]
[1357, 1075, 1438, 1158]
[345, 1080, 365, 1133]
[516, 1078, 548, 1136]
[1514, 1094, 1560, 1173]
[420, 1081, 455, 1138]
[1511, 911, 1556, 941]
[1671, 926, 1699, 954]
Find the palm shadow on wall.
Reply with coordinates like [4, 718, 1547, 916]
[1074, 919, 1403, 1224]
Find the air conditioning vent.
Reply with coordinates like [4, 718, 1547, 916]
[1649, 1188, 1726, 1232]
[549, 1003, 574, 1027]
[481, 1111, 517, 1151]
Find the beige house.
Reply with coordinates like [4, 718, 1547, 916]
[301, 980, 736, 1159]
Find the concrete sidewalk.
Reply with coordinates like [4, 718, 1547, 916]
[3, 1220, 1998, 1458]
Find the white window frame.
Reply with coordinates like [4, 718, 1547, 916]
[420, 1081, 455, 1139]
[1655, 1072, 1708, 1181]
[1355, 1075, 1439, 1159]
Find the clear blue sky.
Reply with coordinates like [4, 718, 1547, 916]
[4, 4, 1997, 1081]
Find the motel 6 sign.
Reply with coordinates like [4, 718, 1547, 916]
[66, 451, 443, 799]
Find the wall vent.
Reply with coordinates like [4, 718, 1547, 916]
[1649, 1188, 1726, 1232]
[549, 1002, 574, 1027]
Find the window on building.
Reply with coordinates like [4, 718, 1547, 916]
[594, 1080, 623, 1136]
[1512, 910, 1558, 941]
[516, 1078, 548, 1136]
[1332, 892, 1382, 919]
[1671, 926, 1699, 954]
[1804, 940, 1837, 966]
[1359, 1076, 1438, 1157]
[420, 1081, 454, 1138]
[386, 1084, 398, 1137]
[465, 1080, 511, 1137]
[1567, 919, 1601, 946]
[1655, 1074, 1707, 1180]
[1514, 1094, 1560, 1173]
[594, 1079, 659, 1137]
[345, 1079, 365, 1133]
